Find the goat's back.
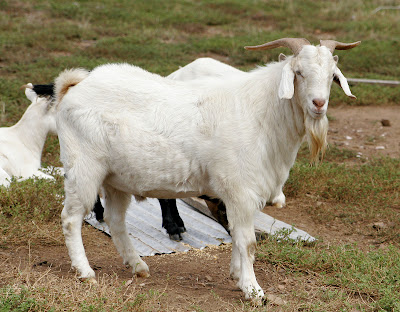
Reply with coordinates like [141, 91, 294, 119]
[56, 64, 239, 198]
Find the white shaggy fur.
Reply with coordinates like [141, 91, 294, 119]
[0, 85, 57, 187]
[54, 42, 356, 302]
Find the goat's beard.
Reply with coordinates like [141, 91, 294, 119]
[304, 114, 328, 164]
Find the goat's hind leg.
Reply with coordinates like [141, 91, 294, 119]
[61, 173, 99, 282]
[103, 186, 149, 277]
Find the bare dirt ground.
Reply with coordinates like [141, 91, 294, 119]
[1, 106, 399, 311]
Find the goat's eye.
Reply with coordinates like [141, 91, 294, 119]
[295, 71, 303, 77]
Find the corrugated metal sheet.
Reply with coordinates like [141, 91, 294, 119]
[85, 197, 315, 257]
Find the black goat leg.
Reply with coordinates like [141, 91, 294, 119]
[93, 195, 104, 222]
[199, 195, 230, 235]
[159, 199, 186, 241]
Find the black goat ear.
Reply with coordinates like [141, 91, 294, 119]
[279, 53, 287, 62]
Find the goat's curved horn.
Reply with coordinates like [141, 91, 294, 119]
[319, 40, 361, 53]
[244, 38, 311, 56]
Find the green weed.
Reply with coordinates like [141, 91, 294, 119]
[0, 286, 45, 312]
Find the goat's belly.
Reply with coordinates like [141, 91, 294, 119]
[105, 153, 207, 197]
[106, 171, 205, 198]
[139, 190, 202, 199]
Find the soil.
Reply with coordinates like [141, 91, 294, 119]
[1, 106, 399, 311]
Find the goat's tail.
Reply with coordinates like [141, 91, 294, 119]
[54, 68, 89, 105]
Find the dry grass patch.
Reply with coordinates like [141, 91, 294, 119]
[0, 254, 167, 311]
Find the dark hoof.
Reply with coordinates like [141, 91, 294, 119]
[169, 233, 183, 241]
[178, 226, 186, 234]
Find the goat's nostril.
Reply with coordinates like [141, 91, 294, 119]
[312, 99, 326, 108]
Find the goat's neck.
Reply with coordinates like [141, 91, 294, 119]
[13, 107, 49, 160]
[239, 64, 306, 157]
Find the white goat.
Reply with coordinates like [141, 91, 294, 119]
[53, 38, 360, 303]
[0, 85, 57, 187]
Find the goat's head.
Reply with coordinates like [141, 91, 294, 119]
[23, 83, 57, 134]
[245, 38, 361, 162]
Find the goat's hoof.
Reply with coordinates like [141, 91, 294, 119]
[80, 277, 97, 284]
[230, 272, 240, 281]
[272, 202, 285, 208]
[169, 233, 183, 241]
[248, 293, 266, 307]
[136, 271, 150, 278]
[251, 296, 267, 307]
[178, 226, 186, 233]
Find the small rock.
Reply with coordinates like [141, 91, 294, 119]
[277, 284, 285, 291]
[205, 275, 212, 282]
[376, 146, 385, 150]
[372, 222, 387, 230]
[345, 136, 353, 140]
[316, 201, 323, 207]
[125, 279, 133, 286]
[381, 119, 391, 127]
[266, 294, 287, 306]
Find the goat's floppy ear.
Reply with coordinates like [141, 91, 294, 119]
[333, 67, 356, 99]
[279, 62, 295, 99]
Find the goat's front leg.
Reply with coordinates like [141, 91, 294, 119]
[226, 200, 264, 303]
[159, 199, 186, 241]
[103, 186, 149, 277]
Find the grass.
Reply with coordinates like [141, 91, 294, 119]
[0, 0, 399, 124]
[257, 232, 400, 311]
[0, 0, 399, 311]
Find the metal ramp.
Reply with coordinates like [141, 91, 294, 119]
[85, 197, 315, 257]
